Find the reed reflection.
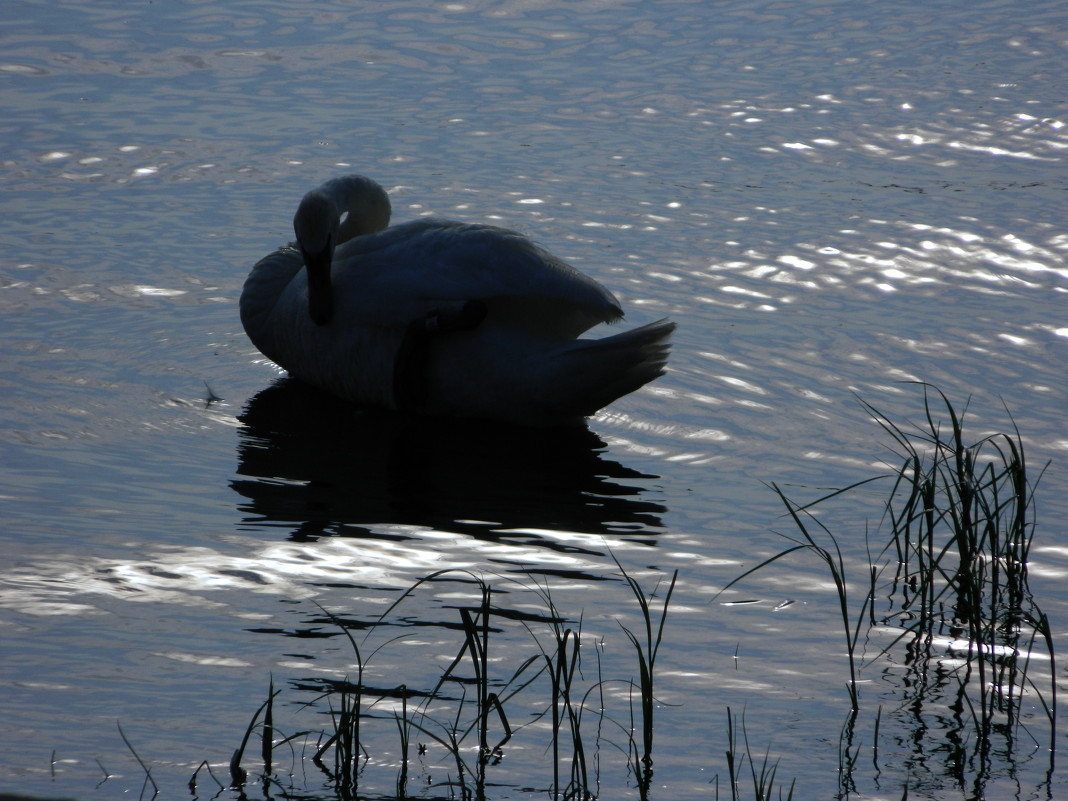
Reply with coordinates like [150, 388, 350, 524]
[232, 379, 667, 555]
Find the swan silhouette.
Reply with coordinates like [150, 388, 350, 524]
[240, 175, 675, 427]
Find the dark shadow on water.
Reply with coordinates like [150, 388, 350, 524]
[231, 379, 668, 554]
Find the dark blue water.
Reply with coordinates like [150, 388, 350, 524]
[2, 1, 1065, 798]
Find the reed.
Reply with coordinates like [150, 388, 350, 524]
[306, 602, 369, 795]
[865, 389, 1054, 709]
[117, 722, 158, 801]
[714, 477, 882, 714]
[188, 759, 223, 795]
[610, 554, 677, 799]
[329, 569, 540, 799]
[226, 676, 312, 796]
[518, 575, 598, 800]
[413, 573, 534, 797]
[394, 687, 410, 798]
[730, 385, 1056, 795]
[218, 565, 685, 800]
[862, 386, 1056, 787]
[720, 707, 794, 801]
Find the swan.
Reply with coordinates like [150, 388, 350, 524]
[240, 174, 675, 427]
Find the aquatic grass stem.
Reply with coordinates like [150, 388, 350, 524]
[767, 483, 874, 713]
[715, 478, 881, 714]
[228, 682, 281, 787]
[308, 602, 370, 793]
[861, 387, 1056, 734]
[610, 554, 677, 796]
[395, 688, 410, 798]
[722, 707, 794, 801]
[117, 723, 158, 800]
[519, 578, 591, 800]
[343, 569, 537, 799]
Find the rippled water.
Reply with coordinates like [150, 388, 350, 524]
[2, 1, 1066, 799]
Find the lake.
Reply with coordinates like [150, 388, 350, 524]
[1, 1, 1066, 799]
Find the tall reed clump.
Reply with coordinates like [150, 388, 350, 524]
[862, 386, 1055, 781]
[732, 385, 1056, 797]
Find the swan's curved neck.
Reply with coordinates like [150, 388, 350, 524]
[292, 175, 392, 326]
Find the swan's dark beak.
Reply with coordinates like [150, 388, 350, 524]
[302, 243, 334, 326]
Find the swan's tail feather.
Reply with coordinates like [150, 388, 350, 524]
[548, 318, 675, 420]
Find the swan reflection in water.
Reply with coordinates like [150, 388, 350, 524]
[232, 379, 667, 561]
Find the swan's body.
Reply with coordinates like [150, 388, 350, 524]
[240, 174, 674, 427]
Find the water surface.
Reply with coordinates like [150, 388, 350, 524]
[2, 1, 1066, 799]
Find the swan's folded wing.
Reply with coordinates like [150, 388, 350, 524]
[331, 220, 624, 337]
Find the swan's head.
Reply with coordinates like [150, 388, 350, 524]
[334, 175, 392, 241]
[292, 176, 392, 327]
[294, 189, 339, 326]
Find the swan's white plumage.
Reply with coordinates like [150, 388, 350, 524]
[240, 175, 675, 426]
